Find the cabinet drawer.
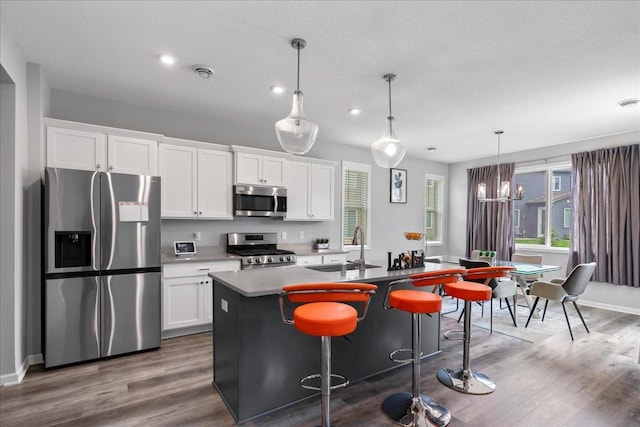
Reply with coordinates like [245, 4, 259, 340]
[163, 260, 240, 278]
[296, 255, 324, 266]
[323, 254, 347, 264]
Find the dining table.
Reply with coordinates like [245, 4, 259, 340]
[427, 255, 562, 320]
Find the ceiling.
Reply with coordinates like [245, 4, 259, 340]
[1, 1, 639, 163]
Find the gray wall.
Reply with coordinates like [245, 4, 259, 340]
[49, 89, 450, 262]
[448, 131, 640, 313]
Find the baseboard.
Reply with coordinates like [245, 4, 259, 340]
[0, 353, 44, 387]
[579, 300, 640, 316]
[29, 353, 44, 365]
[162, 323, 212, 339]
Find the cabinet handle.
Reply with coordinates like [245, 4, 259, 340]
[109, 165, 114, 170]
[199, 211, 202, 215]
[96, 164, 101, 169]
[194, 211, 197, 215]
[199, 267, 210, 271]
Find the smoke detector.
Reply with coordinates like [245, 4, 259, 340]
[193, 65, 214, 79]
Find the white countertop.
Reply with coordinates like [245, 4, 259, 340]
[209, 260, 452, 297]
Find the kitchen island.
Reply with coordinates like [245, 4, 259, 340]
[209, 261, 450, 422]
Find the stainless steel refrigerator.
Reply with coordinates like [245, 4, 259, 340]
[43, 167, 161, 368]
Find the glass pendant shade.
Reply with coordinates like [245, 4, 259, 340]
[275, 91, 318, 155]
[371, 117, 406, 168]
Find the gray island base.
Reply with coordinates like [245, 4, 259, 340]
[210, 262, 450, 423]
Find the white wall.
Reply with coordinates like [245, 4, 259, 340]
[448, 131, 640, 314]
[0, 16, 29, 385]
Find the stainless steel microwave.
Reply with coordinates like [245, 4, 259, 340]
[233, 185, 287, 217]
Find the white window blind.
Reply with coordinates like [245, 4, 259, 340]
[342, 162, 370, 247]
[425, 175, 443, 243]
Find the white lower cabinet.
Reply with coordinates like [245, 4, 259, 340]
[295, 253, 347, 266]
[162, 260, 239, 332]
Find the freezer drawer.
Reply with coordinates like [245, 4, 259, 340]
[101, 272, 161, 357]
[45, 276, 100, 368]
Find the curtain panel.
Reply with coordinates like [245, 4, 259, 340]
[569, 144, 640, 287]
[466, 163, 515, 260]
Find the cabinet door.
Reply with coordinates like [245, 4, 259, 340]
[198, 149, 233, 219]
[47, 126, 106, 171]
[323, 254, 347, 264]
[235, 152, 262, 185]
[285, 161, 310, 220]
[107, 135, 158, 175]
[163, 276, 205, 330]
[159, 144, 197, 218]
[262, 156, 287, 186]
[310, 164, 334, 220]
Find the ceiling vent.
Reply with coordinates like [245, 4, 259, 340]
[193, 65, 214, 79]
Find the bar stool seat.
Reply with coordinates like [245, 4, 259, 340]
[293, 302, 357, 337]
[445, 281, 492, 301]
[382, 268, 464, 427]
[280, 283, 377, 427]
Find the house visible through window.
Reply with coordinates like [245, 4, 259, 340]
[342, 162, 371, 248]
[424, 174, 443, 244]
[513, 163, 572, 248]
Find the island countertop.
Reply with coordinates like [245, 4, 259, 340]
[209, 260, 450, 297]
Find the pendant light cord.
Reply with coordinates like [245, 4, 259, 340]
[387, 75, 394, 134]
[296, 43, 301, 93]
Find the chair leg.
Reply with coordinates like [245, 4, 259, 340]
[504, 298, 517, 328]
[525, 297, 540, 327]
[573, 301, 590, 333]
[457, 306, 465, 323]
[321, 336, 331, 427]
[490, 298, 493, 334]
[542, 299, 549, 322]
[561, 303, 574, 341]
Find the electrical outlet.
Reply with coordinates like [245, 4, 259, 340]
[281, 231, 287, 240]
[299, 231, 304, 240]
[221, 298, 228, 313]
[194, 231, 201, 241]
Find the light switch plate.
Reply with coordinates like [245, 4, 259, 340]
[221, 298, 228, 313]
[281, 231, 287, 240]
[299, 231, 304, 239]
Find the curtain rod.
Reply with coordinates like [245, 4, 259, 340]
[516, 155, 571, 168]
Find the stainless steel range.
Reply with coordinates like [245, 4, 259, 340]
[227, 232, 296, 269]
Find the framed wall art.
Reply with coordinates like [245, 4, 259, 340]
[390, 168, 407, 203]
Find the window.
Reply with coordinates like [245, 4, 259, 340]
[513, 163, 572, 248]
[424, 174, 443, 244]
[342, 161, 371, 249]
[564, 207, 571, 228]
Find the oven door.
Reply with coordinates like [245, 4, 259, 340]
[234, 185, 287, 217]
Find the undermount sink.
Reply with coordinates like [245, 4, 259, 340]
[305, 263, 381, 272]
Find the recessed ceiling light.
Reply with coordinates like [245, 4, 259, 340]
[426, 146, 437, 152]
[159, 54, 175, 65]
[348, 108, 361, 115]
[618, 98, 639, 108]
[270, 86, 285, 94]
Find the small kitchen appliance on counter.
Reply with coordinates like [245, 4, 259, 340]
[43, 167, 161, 368]
[227, 232, 296, 269]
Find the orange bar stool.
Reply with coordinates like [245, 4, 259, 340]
[382, 268, 465, 427]
[280, 283, 377, 427]
[437, 266, 515, 395]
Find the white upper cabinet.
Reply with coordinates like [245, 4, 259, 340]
[107, 135, 158, 175]
[45, 119, 160, 176]
[234, 151, 287, 186]
[46, 126, 106, 171]
[159, 139, 232, 220]
[285, 160, 334, 221]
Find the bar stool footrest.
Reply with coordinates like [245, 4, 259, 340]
[442, 329, 464, 340]
[300, 373, 349, 391]
[436, 367, 495, 395]
[389, 348, 421, 363]
[382, 391, 451, 426]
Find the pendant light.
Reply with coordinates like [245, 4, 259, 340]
[371, 74, 406, 168]
[275, 38, 319, 155]
[478, 130, 523, 202]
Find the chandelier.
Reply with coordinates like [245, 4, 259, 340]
[478, 130, 523, 202]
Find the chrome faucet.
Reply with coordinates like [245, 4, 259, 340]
[351, 225, 366, 272]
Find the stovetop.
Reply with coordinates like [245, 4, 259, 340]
[226, 232, 296, 269]
[227, 248, 295, 257]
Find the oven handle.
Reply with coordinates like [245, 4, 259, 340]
[274, 194, 278, 214]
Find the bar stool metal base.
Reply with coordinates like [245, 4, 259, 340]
[382, 392, 451, 427]
[436, 367, 496, 395]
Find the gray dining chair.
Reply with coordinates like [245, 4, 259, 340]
[458, 258, 518, 332]
[524, 262, 596, 340]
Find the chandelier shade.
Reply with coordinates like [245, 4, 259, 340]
[371, 74, 406, 168]
[275, 38, 318, 155]
[477, 130, 522, 202]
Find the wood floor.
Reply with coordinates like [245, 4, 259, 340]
[1, 305, 639, 426]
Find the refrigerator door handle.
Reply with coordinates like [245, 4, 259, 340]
[102, 173, 117, 269]
[91, 171, 100, 271]
[101, 275, 115, 356]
